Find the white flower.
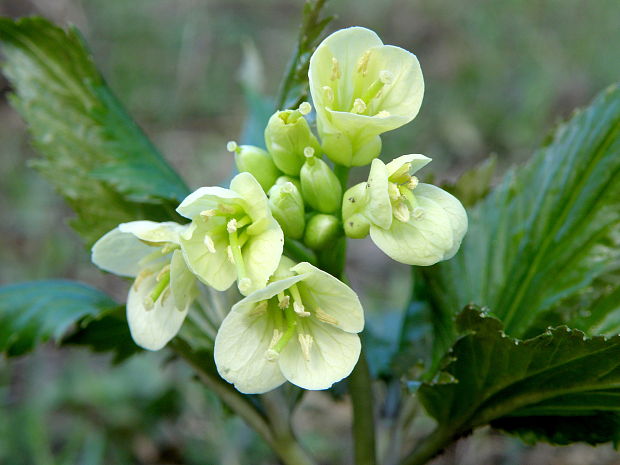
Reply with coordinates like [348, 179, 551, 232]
[309, 27, 424, 166]
[343, 155, 468, 265]
[176, 172, 284, 296]
[214, 259, 364, 394]
[91, 221, 197, 350]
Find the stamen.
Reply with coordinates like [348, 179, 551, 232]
[268, 307, 298, 358]
[228, 227, 248, 282]
[356, 50, 371, 75]
[379, 69, 394, 85]
[294, 301, 311, 317]
[322, 86, 334, 103]
[156, 264, 171, 282]
[160, 287, 172, 305]
[227, 218, 238, 233]
[133, 269, 154, 291]
[408, 176, 419, 190]
[203, 234, 216, 253]
[218, 203, 238, 215]
[160, 243, 179, 255]
[277, 292, 290, 309]
[330, 57, 341, 80]
[351, 98, 367, 114]
[315, 308, 339, 326]
[266, 328, 283, 361]
[375, 110, 391, 118]
[298, 333, 314, 362]
[388, 183, 401, 201]
[226, 246, 235, 263]
[226, 140, 239, 153]
[298, 102, 312, 115]
[147, 269, 171, 307]
[200, 209, 217, 219]
[238, 277, 253, 294]
[393, 201, 411, 223]
[412, 207, 425, 219]
[249, 300, 268, 317]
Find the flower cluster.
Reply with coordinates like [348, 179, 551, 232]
[91, 27, 467, 394]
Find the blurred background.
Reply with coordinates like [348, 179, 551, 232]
[1, 0, 620, 463]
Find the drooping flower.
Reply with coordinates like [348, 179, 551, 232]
[214, 258, 364, 394]
[309, 27, 424, 167]
[342, 155, 468, 265]
[91, 221, 197, 350]
[176, 172, 284, 296]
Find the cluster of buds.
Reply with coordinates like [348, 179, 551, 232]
[90, 27, 467, 394]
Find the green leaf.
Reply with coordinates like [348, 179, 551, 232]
[0, 280, 117, 356]
[441, 155, 496, 208]
[0, 17, 189, 245]
[421, 83, 620, 340]
[63, 306, 141, 364]
[417, 307, 620, 450]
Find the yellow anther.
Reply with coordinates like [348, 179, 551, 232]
[388, 183, 401, 201]
[375, 110, 391, 118]
[133, 269, 154, 291]
[393, 201, 411, 223]
[408, 176, 419, 190]
[315, 308, 339, 326]
[200, 209, 217, 218]
[203, 234, 216, 253]
[227, 218, 238, 233]
[379, 69, 394, 85]
[294, 301, 311, 317]
[356, 50, 371, 75]
[331, 57, 341, 80]
[249, 301, 268, 317]
[322, 85, 334, 103]
[156, 264, 171, 282]
[351, 98, 367, 114]
[298, 102, 312, 115]
[298, 333, 314, 362]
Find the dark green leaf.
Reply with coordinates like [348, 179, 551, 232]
[0, 280, 117, 356]
[0, 17, 189, 245]
[441, 155, 496, 208]
[421, 83, 620, 340]
[63, 306, 141, 363]
[417, 307, 620, 448]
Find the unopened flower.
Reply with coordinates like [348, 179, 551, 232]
[214, 259, 364, 394]
[91, 221, 197, 350]
[177, 172, 284, 295]
[309, 27, 424, 166]
[342, 155, 468, 265]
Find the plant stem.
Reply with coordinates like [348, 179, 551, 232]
[334, 164, 350, 192]
[348, 351, 377, 465]
[173, 342, 317, 465]
[399, 428, 452, 465]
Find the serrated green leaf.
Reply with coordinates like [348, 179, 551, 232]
[421, 83, 620, 341]
[416, 307, 620, 450]
[0, 17, 189, 245]
[0, 280, 117, 356]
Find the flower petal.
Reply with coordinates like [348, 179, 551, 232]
[180, 220, 237, 291]
[385, 154, 431, 178]
[278, 318, 361, 390]
[127, 272, 188, 351]
[214, 302, 286, 394]
[366, 159, 392, 229]
[230, 172, 271, 225]
[170, 249, 197, 311]
[91, 226, 152, 277]
[414, 183, 468, 260]
[176, 186, 242, 219]
[118, 220, 185, 244]
[291, 262, 364, 333]
[369, 195, 454, 265]
[242, 219, 284, 295]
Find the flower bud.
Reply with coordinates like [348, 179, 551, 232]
[275, 175, 302, 192]
[299, 149, 342, 214]
[321, 132, 382, 167]
[264, 103, 321, 176]
[342, 183, 371, 239]
[227, 141, 281, 192]
[304, 214, 340, 250]
[268, 181, 305, 239]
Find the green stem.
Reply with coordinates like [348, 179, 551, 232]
[334, 164, 350, 193]
[348, 351, 377, 465]
[284, 237, 317, 265]
[173, 342, 317, 465]
[399, 428, 452, 465]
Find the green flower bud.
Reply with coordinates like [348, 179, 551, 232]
[342, 183, 371, 238]
[268, 180, 305, 239]
[275, 175, 302, 193]
[299, 148, 342, 213]
[264, 102, 322, 176]
[321, 132, 382, 167]
[227, 141, 281, 192]
[304, 214, 340, 250]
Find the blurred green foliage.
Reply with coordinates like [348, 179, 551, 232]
[1, 0, 619, 464]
